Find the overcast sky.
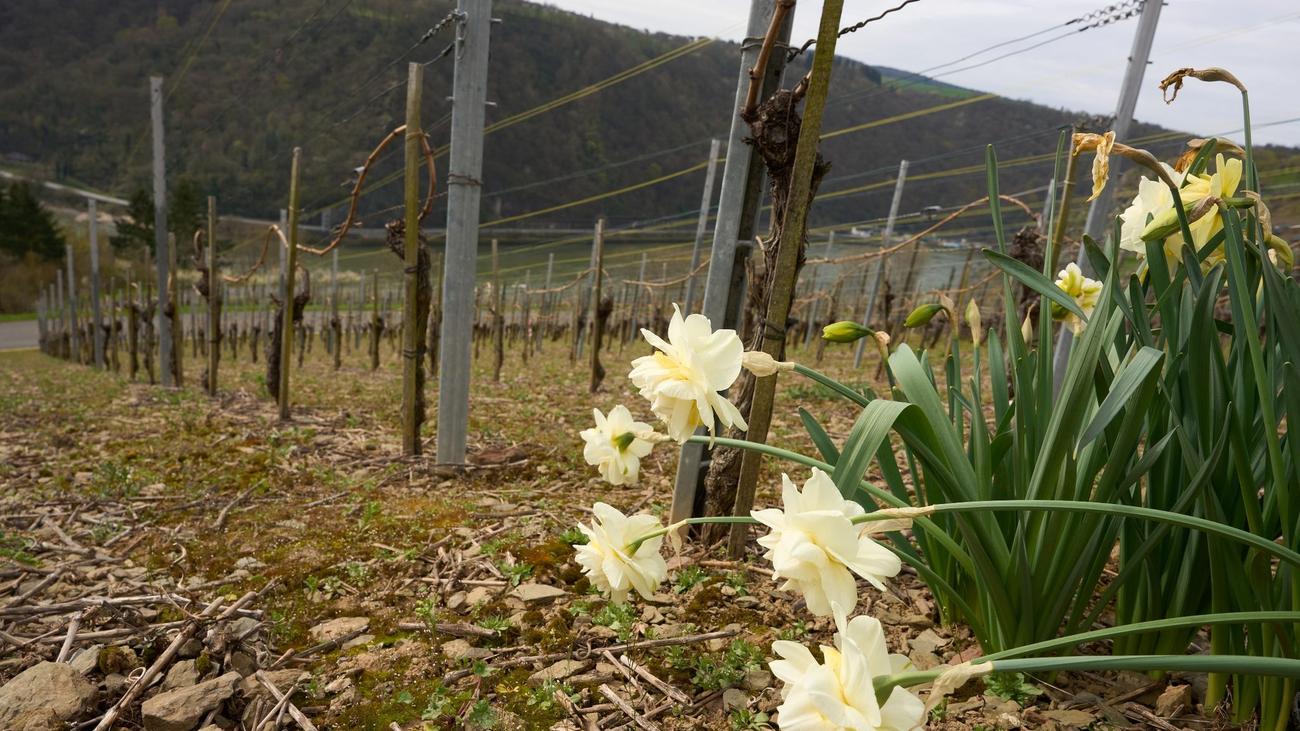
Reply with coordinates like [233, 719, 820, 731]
[539, 0, 1300, 147]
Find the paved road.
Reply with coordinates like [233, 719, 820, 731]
[0, 320, 39, 351]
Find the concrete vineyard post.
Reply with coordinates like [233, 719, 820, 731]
[683, 137, 722, 314]
[671, 0, 793, 530]
[437, 0, 492, 466]
[856, 159, 908, 368]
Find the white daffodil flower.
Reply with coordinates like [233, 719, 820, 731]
[770, 607, 924, 730]
[573, 502, 668, 604]
[629, 304, 747, 443]
[751, 469, 902, 617]
[1118, 162, 1192, 256]
[580, 406, 654, 486]
[1053, 263, 1103, 335]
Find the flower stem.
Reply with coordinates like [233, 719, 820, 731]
[792, 363, 871, 406]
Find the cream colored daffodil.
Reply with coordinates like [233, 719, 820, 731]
[1118, 162, 1192, 255]
[1186, 153, 1243, 250]
[770, 607, 924, 730]
[580, 406, 654, 486]
[752, 469, 902, 617]
[573, 502, 669, 604]
[629, 304, 747, 443]
[1053, 263, 1102, 335]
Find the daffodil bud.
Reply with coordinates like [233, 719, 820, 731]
[904, 303, 944, 328]
[964, 299, 982, 345]
[822, 320, 872, 343]
[1268, 234, 1294, 269]
[1020, 313, 1034, 343]
[741, 350, 795, 377]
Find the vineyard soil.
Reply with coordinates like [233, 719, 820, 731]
[0, 342, 1230, 729]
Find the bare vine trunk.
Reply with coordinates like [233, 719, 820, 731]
[701, 89, 830, 536]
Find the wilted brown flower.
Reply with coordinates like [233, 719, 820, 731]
[1160, 67, 1248, 104]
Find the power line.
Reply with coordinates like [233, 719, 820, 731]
[299, 35, 717, 219]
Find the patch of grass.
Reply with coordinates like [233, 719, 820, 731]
[499, 562, 533, 586]
[730, 708, 773, 730]
[558, 526, 587, 545]
[674, 565, 708, 593]
[0, 532, 39, 565]
[668, 638, 765, 691]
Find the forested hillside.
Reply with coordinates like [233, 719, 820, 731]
[1, 0, 1297, 230]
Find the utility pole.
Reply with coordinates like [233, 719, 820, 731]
[151, 75, 173, 387]
[670, 0, 793, 529]
[88, 199, 104, 368]
[1052, 0, 1163, 380]
[855, 159, 908, 367]
[437, 0, 492, 465]
[683, 137, 722, 314]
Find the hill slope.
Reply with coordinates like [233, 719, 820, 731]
[1, 0, 1296, 235]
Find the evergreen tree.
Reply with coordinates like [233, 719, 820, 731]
[110, 180, 205, 255]
[170, 178, 204, 248]
[0, 181, 65, 260]
[109, 188, 154, 254]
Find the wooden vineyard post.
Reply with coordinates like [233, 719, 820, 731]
[588, 218, 607, 393]
[35, 290, 47, 354]
[278, 147, 302, 421]
[107, 283, 119, 369]
[491, 239, 504, 382]
[538, 252, 553, 351]
[88, 199, 104, 368]
[428, 252, 443, 377]
[401, 62, 424, 456]
[370, 269, 381, 371]
[206, 196, 220, 396]
[332, 248, 342, 370]
[170, 234, 182, 387]
[126, 274, 138, 379]
[727, 0, 844, 557]
[65, 243, 80, 363]
[150, 75, 174, 386]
